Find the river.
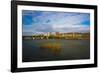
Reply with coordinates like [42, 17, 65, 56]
[22, 39, 90, 62]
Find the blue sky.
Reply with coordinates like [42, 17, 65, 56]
[22, 10, 90, 36]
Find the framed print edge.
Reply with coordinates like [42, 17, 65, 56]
[11, 1, 17, 72]
[11, 1, 97, 72]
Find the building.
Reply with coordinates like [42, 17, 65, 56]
[23, 32, 90, 40]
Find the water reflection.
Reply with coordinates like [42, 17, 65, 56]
[40, 43, 61, 55]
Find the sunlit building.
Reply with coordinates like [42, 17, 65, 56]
[23, 32, 90, 40]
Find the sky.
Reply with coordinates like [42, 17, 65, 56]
[22, 10, 90, 36]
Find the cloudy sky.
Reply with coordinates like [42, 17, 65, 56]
[22, 10, 90, 36]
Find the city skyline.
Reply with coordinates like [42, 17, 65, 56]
[22, 10, 90, 36]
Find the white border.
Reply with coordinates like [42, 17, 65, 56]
[17, 5, 94, 68]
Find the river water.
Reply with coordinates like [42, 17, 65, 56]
[22, 39, 90, 62]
